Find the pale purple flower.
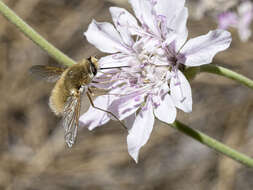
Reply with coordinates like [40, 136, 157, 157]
[194, 0, 238, 20]
[217, 1, 253, 42]
[237, 0, 253, 41]
[218, 12, 238, 29]
[127, 0, 232, 113]
[80, 0, 232, 162]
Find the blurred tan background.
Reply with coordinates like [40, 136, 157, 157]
[0, 0, 253, 189]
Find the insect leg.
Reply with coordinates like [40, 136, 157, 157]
[86, 92, 127, 130]
[88, 88, 95, 96]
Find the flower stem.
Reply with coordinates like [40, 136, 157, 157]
[165, 120, 253, 167]
[200, 64, 253, 89]
[0, 1, 76, 66]
[185, 64, 253, 90]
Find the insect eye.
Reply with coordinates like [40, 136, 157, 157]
[90, 62, 97, 76]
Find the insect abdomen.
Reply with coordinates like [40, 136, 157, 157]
[49, 73, 69, 116]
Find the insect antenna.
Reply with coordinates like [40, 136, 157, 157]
[100, 66, 130, 70]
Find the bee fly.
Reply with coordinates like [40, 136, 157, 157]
[29, 57, 126, 147]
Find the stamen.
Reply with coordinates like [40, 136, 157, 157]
[180, 97, 186, 103]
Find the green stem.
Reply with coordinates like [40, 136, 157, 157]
[200, 64, 253, 89]
[163, 120, 253, 167]
[0, 1, 76, 66]
[185, 64, 253, 90]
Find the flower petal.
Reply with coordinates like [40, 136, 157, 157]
[91, 75, 124, 90]
[108, 90, 145, 120]
[154, 94, 176, 124]
[127, 99, 154, 163]
[141, 36, 161, 52]
[172, 7, 189, 50]
[79, 95, 115, 130]
[99, 54, 135, 68]
[181, 29, 232, 66]
[129, 0, 158, 35]
[155, 0, 185, 26]
[170, 70, 192, 113]
[84, 19, 128, 54]
[109, 7, 139, 46]
[124, 113, 136, 129]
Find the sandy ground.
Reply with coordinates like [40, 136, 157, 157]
[0, 0, 253, 189]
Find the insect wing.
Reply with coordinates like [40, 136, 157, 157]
[29, 65, 65, 82]
[88, 86, 110, 96]
[62, 93, 81, 147]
